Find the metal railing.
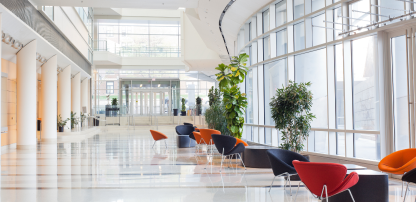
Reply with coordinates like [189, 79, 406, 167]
[95, 40, 181, 57]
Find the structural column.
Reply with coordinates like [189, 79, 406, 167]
[41, 55, 57, 139]
[58, 65, 71, 130]
[81, 78, 89, 114]
[140, 92, 143, 115]
[16, 40, 37, 148]
[72, 73, 81, 124]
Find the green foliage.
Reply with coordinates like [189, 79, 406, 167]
[111, 98, 118, 106]
[215, 53, 249, 139]
[181, 98, 186, 112]
[269, 81, 316, 153]
[57, 114, 70, 128]
[71, 111, 78, 129]
[196, 96, 202, 115]
[208, 86, 221, 106]
[205, 103, 231, 136]
[80, 112, 88, 124]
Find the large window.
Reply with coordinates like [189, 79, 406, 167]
[352, 36, 380, 160]
[295, 48, 328, 128]
[349, 0, 370, 33]
[294, 22, 305, 51]
[264, 36, 271, 60]
[294, 0, 305, 19]
[106, 81, 114, 94]
[264, 59, 287, 126]
[335, 44, 345, 156]
[263, 9, 270, 33]
[97, 19, 181, 57]
[246, 70, 254, 124]
[275, 0, 287, 27]
[276, 29, 287, 56]
[312, 14, 325, 46]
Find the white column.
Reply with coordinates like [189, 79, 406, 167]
[72, 73, 81, 123]
[133, 92, 136, 114]
[135, 93, 138, 114]
[16, 40, 37, 148]
[58, 65, 71, 130]
[81, 78, 89, 113]
[140, 92, 143, 115]
[41, 55, 57, 140]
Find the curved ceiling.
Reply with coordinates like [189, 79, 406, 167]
[31, 0, 199, 9]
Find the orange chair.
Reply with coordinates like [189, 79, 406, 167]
[236, 138, 248, 147]
[199, 129, 221, 145]
[379, 148, 416, 196]
[195, 128, 200, 132]
[193, 132, 203, 156]
[150, 130, 168, 149]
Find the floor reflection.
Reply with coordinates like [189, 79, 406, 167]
[0, 126, 410, 201]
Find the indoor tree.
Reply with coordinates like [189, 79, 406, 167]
[269, 81, 315, 152]
[215, 53, 249, 139]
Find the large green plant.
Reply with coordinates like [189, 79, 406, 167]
[71, 111, 78, 129]
[181, 98, 186, 112]
[208, 86, 221, 106]
[205, 103, 231, 136]
[215, 53, 249, 138]
[196, 96, 202, 115]
[269, 81, 315, 152]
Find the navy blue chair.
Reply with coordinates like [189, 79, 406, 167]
[211, 134, 246, 172]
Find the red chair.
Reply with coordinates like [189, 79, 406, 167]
[292, 160, 359, 202]
[150, 130, 168, 149]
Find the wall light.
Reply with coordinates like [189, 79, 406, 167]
[2, 34, 12, 44]
[12, 40, 22, 49]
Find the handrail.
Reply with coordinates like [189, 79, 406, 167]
[243, 124, 380, 134]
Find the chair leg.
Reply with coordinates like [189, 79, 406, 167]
[294, 181, 302, 202]
[152, 141, 156, 148]
[238, 153, 246, 170]
[288, 173, 292, 196]
[347, 189, 355, 202]
[269, 176, 276, 192]
[220, 155, 224, 173]
[402, 181, 405, 197]
[404, 182, 409, 202]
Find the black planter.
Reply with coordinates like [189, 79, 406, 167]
[58, 126, 64, 132]
[181, 111, 186, 116]
[173, 109, 178, 116]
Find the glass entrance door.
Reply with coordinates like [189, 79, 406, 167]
[129, 89, 170, 116]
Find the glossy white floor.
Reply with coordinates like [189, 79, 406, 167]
[0, 125, 412, 202]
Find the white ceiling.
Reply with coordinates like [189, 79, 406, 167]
[31, 0, 199, 9]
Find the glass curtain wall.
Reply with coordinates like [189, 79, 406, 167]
[97, 19, 181, 57]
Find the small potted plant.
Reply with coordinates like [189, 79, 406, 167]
[181, 98, 186, 116]
[111, 98, 119, 116]
[80, 112, 88, 127]
[71, 111, 79, 129]
[196, 96, 202, 115]
[57, 114, 69, 132]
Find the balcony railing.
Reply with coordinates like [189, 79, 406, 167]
[95, 40, 181, 58]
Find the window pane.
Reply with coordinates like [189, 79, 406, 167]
[295, 48, 327, 128]
[354, 133, 380, 160]
[263, 9, 270, 33]
[352, 36, 379, 131]
[294, 0, 305, 19]
[379, 0, 404, 24]
[312, 14, 325, 46]
[264, 59, 287, 126]
[314, 131, 328, 154]
[337, 132, 345, 156]
[294, 22, 305, 51]
[312, 0, 325, 12]
[392, 35, 409, 151]
[246, 70, 254, 124]
[350, 0, 370, 33]
[335, 44, 344, 129]
[264, 36, 271, 60]
[333, 7, 342, 40]
[276, 0, 287, 27]
[277, 29, 287, 56]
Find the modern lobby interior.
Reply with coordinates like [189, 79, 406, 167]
[1, 0, 416, 201]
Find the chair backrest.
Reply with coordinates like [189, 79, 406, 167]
[266, 149, 309, 176]
[292, 160, 347, 196]
[199, 129, 221, 145]
[150, 130, 168, 141]
[184, 122, 193, 126]
[235, 138, 248, 146]
[379, 148, 416, 169]
[402, 167, 416, 183]
[193, 132, 202, 144]
[175, 125, 195, 136]
[211, 134, 236, 154]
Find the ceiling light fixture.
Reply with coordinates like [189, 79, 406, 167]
[2, 34, 11, 44]
[158, 84, 161, 87]
[12, 40, 22, 49]
[140, 84, 143, 87]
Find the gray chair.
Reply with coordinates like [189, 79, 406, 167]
[175, 125, 196, 148]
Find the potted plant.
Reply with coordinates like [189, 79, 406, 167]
[215, 53, 249, 139]
[205, 89, 231, 136]
[80, 112, 88, 127]
[208, 86, 220, 106]
[270, 81, 315, 153]
[71, 111, 79, 129]
[196, 96, 202, 115]
[181, 98, 186, 116]
[57, 114, 69, 132]
[111, 98, 119, 117]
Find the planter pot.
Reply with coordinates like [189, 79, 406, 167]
[173, 109, 178, 116]
[181, 111, 186, 116]
[58, 126, 64, 132]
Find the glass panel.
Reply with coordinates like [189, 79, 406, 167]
[276, 29, 288, 56]
[337, 132, 345, 156]
[295, 48, 328, 128]
[352, 36, 379, 131]
[276, 0, 287, 27]
[42, 6, 54, 20]
[312, 0, 325, 12]
[312, 14, 326, 46]
[350, 0, 370, 33]
[294, 22, 305, 51]
[392, 35, 409, 151]
[314, 131, 328, 154]
[263, 9, 270, 33]
[354, 133, 380, 160]
[379, 0, 404, 24]
[264, 36, 271, 60]
[294, 0, 305, 19]
[335, 44, 344, 129]
[246, 70, 254, 124]
[264, 59, 287, 126]
[333, 7, 343, 41]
